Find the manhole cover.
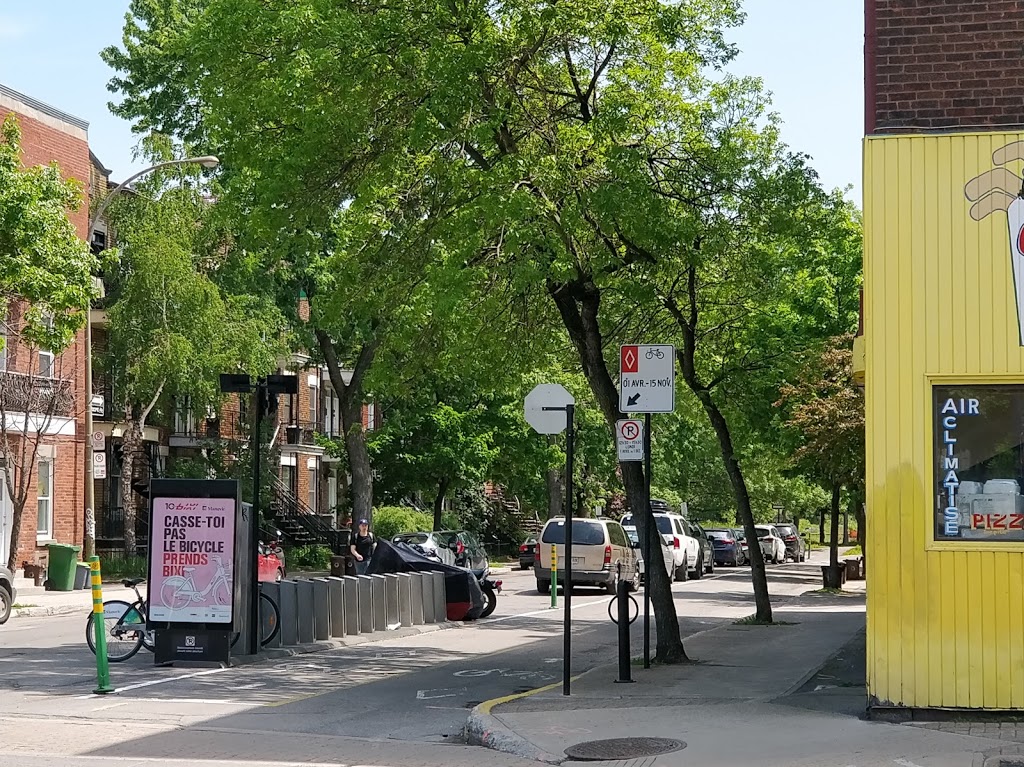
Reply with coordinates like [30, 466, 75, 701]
[564, 737, 687, 761]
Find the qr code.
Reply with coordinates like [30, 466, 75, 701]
[185, 636, 196, 647]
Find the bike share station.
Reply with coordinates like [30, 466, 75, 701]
[145, 477, 253, 665]
[523, 344, 675, 694]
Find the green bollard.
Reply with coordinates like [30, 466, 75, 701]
[89, 557, 114, 694]
[550, 543, 558, 609]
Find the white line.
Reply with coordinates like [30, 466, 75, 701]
[74, 667, 228, 698]
[894, 759, 925, 767]
[488, 595, 609, 623]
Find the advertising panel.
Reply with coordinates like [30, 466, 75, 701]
[149, 496, 236, 623]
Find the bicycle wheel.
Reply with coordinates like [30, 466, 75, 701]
[86, 600, 144, 662]
[159, 577, 191, 611]
[259, 592, 280, 646]
[213, 580, 233, 606]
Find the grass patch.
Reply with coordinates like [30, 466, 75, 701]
[733, 614, 798, 626]
[843, 545, 863, 556]
[12, 603, 37, 609]
[809, 587, 858, 596]
[99, 556, 148, 581]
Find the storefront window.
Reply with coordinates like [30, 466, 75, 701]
[934, 384, 1024, 541]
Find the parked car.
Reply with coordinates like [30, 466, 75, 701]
[689, 520, 715, 575]
[621, 512, 700, 581]
[755, 525, 787, 564]
[257, 542, 286, 582]
[734, 528, 751, 564]
[625, 527, 674, 583]
[519, 537, 537, 570]
[536, 517, 638, 594]
[0, 564, 14, 624]
[773, 523, 806, 562]
[392, 530, 490, 575]
[706, 528, 745, 566]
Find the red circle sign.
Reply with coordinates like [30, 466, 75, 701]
[620, 421, 639, 440]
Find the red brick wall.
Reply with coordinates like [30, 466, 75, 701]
[867, 0, 1024, 133]
[1, 94, 90, 568]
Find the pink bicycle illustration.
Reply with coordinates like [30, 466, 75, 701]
[159, 556, 233, 610]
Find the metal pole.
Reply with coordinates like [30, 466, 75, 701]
[615, 575, 633, 683]
[89, 556, 113, 693]
[563, 403, 574, 696]
[643, 412, 652, 669]
[250, 382, 263, 655]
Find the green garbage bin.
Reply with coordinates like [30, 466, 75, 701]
[46, 543, 82, 591]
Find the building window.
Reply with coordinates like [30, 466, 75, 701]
[173, 397, 195, 434]
[933, 384, 1024, 542]
[36, 458, 53, 540]
[37, 313, 54, 378]
[308, 383, 317, 424]
[308, 464, 318, 512]
[281, 464, 296, 494]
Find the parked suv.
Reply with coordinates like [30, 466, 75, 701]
[773, 523, 806, 562]
[621, 512, 701, 581]
[536, 517, 637, 594]
[0, 564, 15, 624]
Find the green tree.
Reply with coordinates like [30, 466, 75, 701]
[103, 158, 282, 554]
[0, 115, 97, 570]
[776, 334, 865, 572]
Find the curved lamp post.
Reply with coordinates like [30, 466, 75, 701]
[83, 155, 219, 558]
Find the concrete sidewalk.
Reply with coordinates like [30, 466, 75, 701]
[10, 579, 143, 619]
[467, 590, 1015, 767]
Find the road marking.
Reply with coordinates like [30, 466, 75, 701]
[416, 687, 465, 699]
[487, 594, 609, 623]
[74, 667, 228, 698]
[894, 759, 925, 767]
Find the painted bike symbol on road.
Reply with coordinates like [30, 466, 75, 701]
[453, 668, 555, 680]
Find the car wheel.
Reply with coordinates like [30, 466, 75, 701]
[537, 580, 550, 594]
[691, 554, 703, 580]
[674, 555, 688, 582]
[480, 585, 497, 618]
[706, 554, 714, 574]
[0, 585, 10, 625]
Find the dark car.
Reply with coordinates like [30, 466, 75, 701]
[706, 528, 745, 566]
[519, 537, 537, 570]
[0, 564, 15, 624]
[392, 530, 490, 576]
[774, 523, 806, 562]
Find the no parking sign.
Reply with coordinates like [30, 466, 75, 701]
[616, 419, 643, 461]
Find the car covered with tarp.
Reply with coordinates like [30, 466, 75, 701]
[367, 539, 484, 621]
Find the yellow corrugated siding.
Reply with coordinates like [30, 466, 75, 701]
[865, 132, 1024, 710]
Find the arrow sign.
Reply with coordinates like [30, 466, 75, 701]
[619, 344, 675, 413]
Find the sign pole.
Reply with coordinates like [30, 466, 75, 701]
[550, 543, 557, 609]
[89, 557, 113, 694]
[643, 411, 652, 670]
[563, 403, 575, 696]
[250, 382, 264, 656]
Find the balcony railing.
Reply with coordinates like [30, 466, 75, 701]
[0, 372, 74, 417]
[283, 420, 319, 447]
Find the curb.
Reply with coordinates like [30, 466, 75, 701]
[12, 604, 88, 619]
[465, 678, 576, 765]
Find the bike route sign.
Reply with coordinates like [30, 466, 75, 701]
[619, 344, 675, 413]
[148, 495, 236, 624]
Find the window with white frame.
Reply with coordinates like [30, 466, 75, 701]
[308, 382, 317, 424]
[37, 313, 54, 378]
[36, 458, 53, 539]
[308, 461, 318, 512]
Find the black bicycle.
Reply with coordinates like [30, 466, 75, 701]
[87, 578, 281, 662]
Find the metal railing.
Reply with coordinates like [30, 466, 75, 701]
[269, 476, 348, 554]
[0, 372, 74, 417]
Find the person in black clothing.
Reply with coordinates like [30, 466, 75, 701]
[350, 518, 375, 575]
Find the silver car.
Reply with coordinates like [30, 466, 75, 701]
[0, 564, 15, 624]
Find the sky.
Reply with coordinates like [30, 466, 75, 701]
[0, 1, 864, 204]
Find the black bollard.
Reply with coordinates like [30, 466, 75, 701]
[615, 577, 634, 684]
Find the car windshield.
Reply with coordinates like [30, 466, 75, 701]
[394, 533, 429, 544]
[775, 525, 796, 537]
[706, 530, 733, 540]
[542, 520, 606, 545]
[619, 515, 673, 535]
[626, 529, 639, 545]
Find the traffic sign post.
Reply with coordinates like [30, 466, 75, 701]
[619, 344, 676, 670]
[616, 419, 643, 461]
[524, 383, 576, 696]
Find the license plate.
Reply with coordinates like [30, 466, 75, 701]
[558, 557, 584, 567]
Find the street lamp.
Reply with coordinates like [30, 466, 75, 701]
[83, 156, 220, 558]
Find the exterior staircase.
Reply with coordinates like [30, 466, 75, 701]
[268, 476, 348, 554]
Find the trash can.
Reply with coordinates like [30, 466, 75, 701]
[46, 543, 82, 591]
[844, 557, 863, 581]
[74, 562, 91, 590]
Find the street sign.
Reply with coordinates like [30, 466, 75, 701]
[616, 419, 643, 461]
[524, 384, 575, 434]
[93, 451, 107, 480]
[91, 430, 105, 451]
[619, 344, 675, 413]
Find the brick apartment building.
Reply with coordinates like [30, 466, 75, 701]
[0, 83, 90, 571]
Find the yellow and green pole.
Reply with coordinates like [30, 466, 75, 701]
[89, 556, 113, 694]
[550, 543, 558, 609]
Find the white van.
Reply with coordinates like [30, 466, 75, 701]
[536, 517, 638, 594]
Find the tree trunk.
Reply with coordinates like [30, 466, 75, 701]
[433, 476, 450, 530]
[6, 498, 25, 572]
[694, 388, 772, 623]
[549, 279, 688, 663]
[121, 418, 143, 557]
[829, 483, 842, 569]
[546, 434, 562, 519]
[819, 507, 826, 547]
[315, 330, 379, 527]
[855, 496, 866, 568]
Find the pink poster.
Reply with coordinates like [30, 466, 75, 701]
[149, 497, 235, 624]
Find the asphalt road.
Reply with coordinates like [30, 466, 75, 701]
[0, 552, 830, 767]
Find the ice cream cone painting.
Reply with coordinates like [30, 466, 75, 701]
[966, 141, 1024, 344]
